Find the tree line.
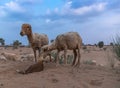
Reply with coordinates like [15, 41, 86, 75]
[0, 38, 22, 48]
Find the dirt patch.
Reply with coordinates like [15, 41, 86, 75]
[0, 46, 119, 88]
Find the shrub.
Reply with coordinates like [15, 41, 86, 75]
[94, 44, 97, 47]
[51, 52, 57, 62]
[82, 46, 87, 50]
[83, 60, 96, 65]
[103, 47, 107, 51]
[110, 42, 113, 46]
[98, 41, 104, 48]
[50, 39, 54, 43]
[0, 38, 5, 46]
[106, 51, 115, 68]
[59, 55, 64, 64]
[67, 55, 73, 64]
[13, 40, 22, 49]
[112, 35, 120, 61]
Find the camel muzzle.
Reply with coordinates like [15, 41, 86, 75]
[20, 32, 24, 36]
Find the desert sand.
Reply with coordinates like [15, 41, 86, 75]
[0, 46, 120, 88]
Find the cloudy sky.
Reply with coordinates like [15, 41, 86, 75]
[0, 0, 120, 45]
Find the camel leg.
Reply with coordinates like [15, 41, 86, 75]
[75, 46, 81, 67]
[33, 49, 37, 62]
[76, 49, 81, 67]
[64, 49, 67, 65]
[72, 49, 77, 66]
[38, 48, 41, 57]
[48, 53, 52, 62]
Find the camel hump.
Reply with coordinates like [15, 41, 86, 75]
[33, 33, 49, 45]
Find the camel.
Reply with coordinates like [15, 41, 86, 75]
[20, 23, 49, 62]
[41, 32, 82, 66]
[16, 60, 44, 74]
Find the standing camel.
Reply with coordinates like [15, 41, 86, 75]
[20, 23, 49, 62]
[41, 32, 82, 66]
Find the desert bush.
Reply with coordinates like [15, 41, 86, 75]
[67, 55, 73, 64]
[110, 42, 113, 46]
[50, 39, 54, 43]
[59, 54, 74, 64]
[82, 46, 87, 50]
[103, 47, 107, 51]
[51, 52, 64, 64]
[13, 40, 22, 49]
[107, 58, 115, 68]
[83, 60, 96, 65]
[83, 48, 90, 53]
[51, 52, 74, 64]
[94, 44, 97, 47]
[0, 38, 5, 46]
[59, 56, 64, 64]
[106, 51, 115, 68]
[51, 52, 57, 62]
[112, 35, 120, 61]
[98, 41, 104, 48]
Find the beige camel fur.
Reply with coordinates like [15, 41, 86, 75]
[20, 23, 49, 62]
[41, 32, 82, 66]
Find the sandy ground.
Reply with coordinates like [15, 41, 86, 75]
[0, 46, 120, 88]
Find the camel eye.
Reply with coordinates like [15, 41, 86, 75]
[26, 26, 29, 29]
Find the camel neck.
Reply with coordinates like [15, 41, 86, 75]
[27, 32, 33, 44]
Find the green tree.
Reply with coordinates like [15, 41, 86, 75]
[50, 39, 54, 43]
[13, 40, 22, 49]
[98, 41, 104, 48]
[110, 42, 113, 46]
[0, 38, 5, 45]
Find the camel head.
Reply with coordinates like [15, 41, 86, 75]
[41, 41, 56, 52]
[41, 45, 50, 52]
[20, 24, 32, 36]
